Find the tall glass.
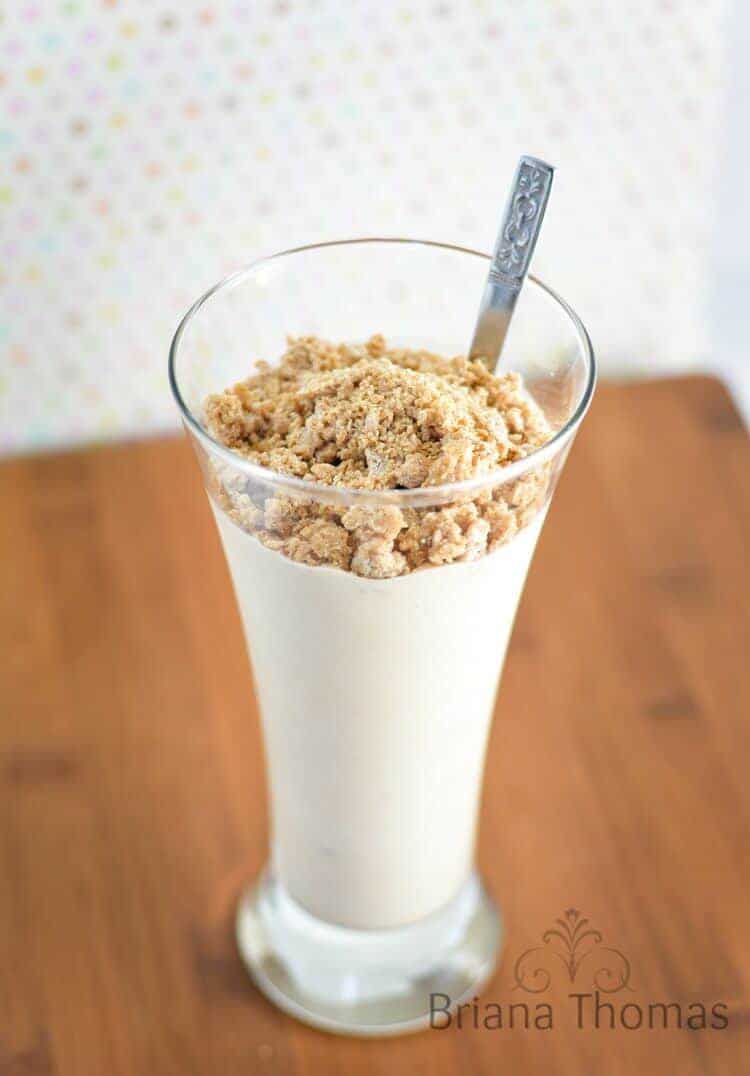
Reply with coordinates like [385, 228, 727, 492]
[169, 239, 595, 1035]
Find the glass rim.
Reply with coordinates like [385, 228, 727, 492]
[168, 237, 596, 505]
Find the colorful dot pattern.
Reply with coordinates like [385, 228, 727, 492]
[0, 0, 727, 454]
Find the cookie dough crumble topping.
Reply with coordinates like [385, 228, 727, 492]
[205, 335, 552, 578]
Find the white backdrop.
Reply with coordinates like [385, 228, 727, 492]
[712, 0, 750, 419]
[0, 0, 732, 454]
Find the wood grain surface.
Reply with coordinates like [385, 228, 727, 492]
[1, 377, 748, 1075]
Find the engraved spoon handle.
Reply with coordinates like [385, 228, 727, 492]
[469, 155, 554, 372]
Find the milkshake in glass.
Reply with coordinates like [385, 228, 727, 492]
[169, 240, 595, 1035]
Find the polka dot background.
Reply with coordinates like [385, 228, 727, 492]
[0, 0, 727, 454]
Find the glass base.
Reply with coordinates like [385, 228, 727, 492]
[235, 870, 502, 1037]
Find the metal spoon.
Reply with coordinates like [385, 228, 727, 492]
[468, 155, 554, 372]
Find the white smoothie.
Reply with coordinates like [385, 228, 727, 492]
[212, 502, 545, 930]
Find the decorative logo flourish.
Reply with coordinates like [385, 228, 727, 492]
[513, 908, 632, 994]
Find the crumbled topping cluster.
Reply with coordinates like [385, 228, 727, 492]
[205, 335, 552, 578]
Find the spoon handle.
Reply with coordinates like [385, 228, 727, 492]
[469, 156, 554, 371]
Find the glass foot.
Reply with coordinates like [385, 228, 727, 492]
[236, 870, 502, 1037]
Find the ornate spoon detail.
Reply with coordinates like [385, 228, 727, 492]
[469, 155, 554, 371]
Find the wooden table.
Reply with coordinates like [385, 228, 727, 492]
[1, 377, 748, 1075]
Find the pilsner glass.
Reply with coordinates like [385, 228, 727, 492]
[169, 239, 595, 1035]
